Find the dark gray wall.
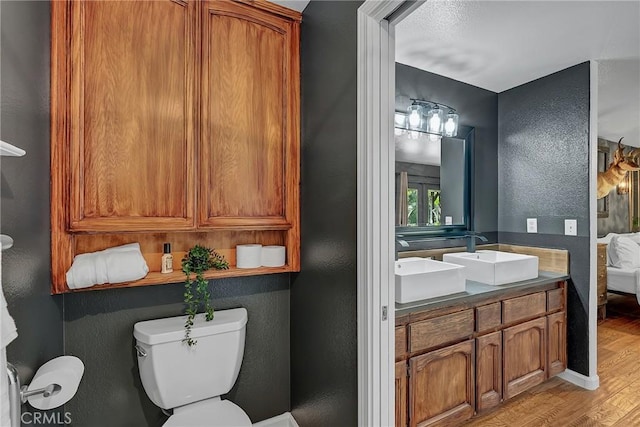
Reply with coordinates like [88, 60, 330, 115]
[65, 276, 290, 427]
[1, 0, 64, 405]
[291, 1, 361, 426]
[396, 63, 499, 235]
[597, 138, 630, 236]
[2, 2, 291, 426]
[498, 62, 591, 375]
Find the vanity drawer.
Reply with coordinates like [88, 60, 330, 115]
[409, 310, 474, 353]
[547, 288, 564, 312]
[476, 302, 502, 333]
[502, 292, 546, 324]
[396, 327, 407, 359]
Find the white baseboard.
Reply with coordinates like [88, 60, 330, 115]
[557, 369, 600, 390]
[253, 412, 299, 427]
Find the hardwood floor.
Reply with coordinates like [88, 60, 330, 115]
[465, 298, 640, 426]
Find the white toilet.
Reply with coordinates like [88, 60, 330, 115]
[133, 307, 251, 426]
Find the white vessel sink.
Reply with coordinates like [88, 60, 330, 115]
[395, 257, 466, 303]
[442, 250, 538, 286]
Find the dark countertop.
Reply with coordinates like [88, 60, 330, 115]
[395, 271, 569, 318]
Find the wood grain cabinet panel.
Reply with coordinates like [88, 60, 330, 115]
[67, 0, 197, 231]
[547, 288, 564, 312]
[503, 317, 547, 400]
[409, 310, 474, 353]
[502, 292, 546, 325]
[199, 0, 299, 230]
[476, 331, 502, 412]
[476, 302, 501, 333]
[396, 326, 407, 361]
[409, 340, 475, 427]
[547, 311, 567, 377]
[396, 361, 408, 427]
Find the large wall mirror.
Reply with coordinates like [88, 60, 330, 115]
[395, 124, 474, 236]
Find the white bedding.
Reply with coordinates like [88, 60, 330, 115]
[598, 233, 640, 305]
[607, 267, 640, 295]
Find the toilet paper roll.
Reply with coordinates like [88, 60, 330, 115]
[27, 356, 84, 410]
[261, 246, 286, 267]
[236, 244, 262, 268]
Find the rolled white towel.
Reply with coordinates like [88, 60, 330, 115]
[66, 243, 149, 289]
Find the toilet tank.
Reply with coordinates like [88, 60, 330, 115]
[134, 308, 247, 410]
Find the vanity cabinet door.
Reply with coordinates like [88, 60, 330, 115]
[396, 361, 408, 427]
[503, 317, 547, 400]
[64, 0, 197, 232]
[476, 331, 502, 412]
[199, 0, 300, 231]
[409, 340, 475, 427]
[547, 311, 567, 377]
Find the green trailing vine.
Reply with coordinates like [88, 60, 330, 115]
[182, 245, 229, 346]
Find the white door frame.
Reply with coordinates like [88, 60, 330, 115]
[356, 2, 423, 425]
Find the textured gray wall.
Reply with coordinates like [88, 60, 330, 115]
[64, 276, 290, 426]
[1, 0, 65, 409]
[597, 139, 630, 236]
[396, 63, 499, 235]
[291, 1, 361, 426]
[498, 62, 591, 375]
[2, 2, 291, 426]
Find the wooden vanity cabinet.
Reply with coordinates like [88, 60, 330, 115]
[409, 340, 475, 427]
[503, 317, 547, 400]
[396, 281, 567, 425]
[50, 0, 301, 293]
[476, 331, 502, 412]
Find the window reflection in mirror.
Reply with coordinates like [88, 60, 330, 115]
[395, 126, 472, 231]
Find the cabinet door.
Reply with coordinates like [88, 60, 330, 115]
[409, 340, 474, 427]
[476, 331, 502, 412]
[503, 317, 547, 400]
[396, 361, 408, 427]
[67, 0, 196, 231]
[200, 0, 299, 229]
[547, 311, 567, 377]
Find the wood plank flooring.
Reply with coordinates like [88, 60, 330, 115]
[465, 296, 640, 426]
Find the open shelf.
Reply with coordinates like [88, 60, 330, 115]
[0, 140, 26, 157]
[66, 264, 294, 293]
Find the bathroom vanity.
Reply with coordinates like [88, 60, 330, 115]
[394, 272, 568, 427]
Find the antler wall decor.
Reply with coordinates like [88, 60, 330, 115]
[597, 138, 640, 199]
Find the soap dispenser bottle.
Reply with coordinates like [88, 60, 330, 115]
[161, 243, 173, 274]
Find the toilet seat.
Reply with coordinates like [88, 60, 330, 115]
[164, 400, 251, 427]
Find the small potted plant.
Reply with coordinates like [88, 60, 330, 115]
[182, 245, 229, 346]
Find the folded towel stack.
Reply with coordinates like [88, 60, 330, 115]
[66, 243, 149, 289]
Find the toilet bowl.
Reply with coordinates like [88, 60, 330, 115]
[134, 308, 251, 426]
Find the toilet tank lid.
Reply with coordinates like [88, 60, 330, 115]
[134, 308, 248, 345]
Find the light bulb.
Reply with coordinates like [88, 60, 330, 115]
[395, 113, 406, 127]
[444, 118, 455, 134]
[429, 115, 441, 133]
[409, 110, 420, 127]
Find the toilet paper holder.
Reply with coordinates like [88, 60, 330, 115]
[20, 383, 62, 403]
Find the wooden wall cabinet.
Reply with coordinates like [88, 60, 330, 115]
[396, 281, 567, 425]
[51, 0, 301, 294]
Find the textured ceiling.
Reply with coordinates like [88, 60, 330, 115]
[396, 1, 640, 146]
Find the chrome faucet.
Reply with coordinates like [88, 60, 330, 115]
[465, 234, 488, 253]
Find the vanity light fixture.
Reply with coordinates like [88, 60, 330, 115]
[399, 99, 459, 139]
